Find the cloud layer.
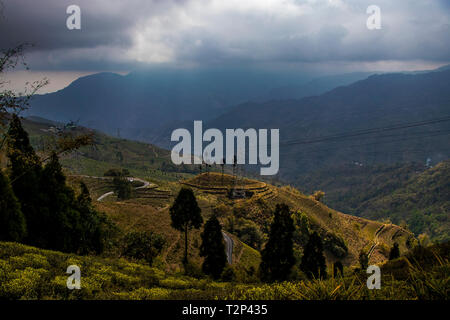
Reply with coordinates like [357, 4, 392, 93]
[1, 0, 449, 71]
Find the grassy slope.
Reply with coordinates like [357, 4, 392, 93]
[22, 117, 413, 268]
[358, 161, 450, 242]
[182, 173, 414, 267]
[301, 161, 449, 242]
[3, 117, 448, 300]
[3, 117, 413, 273]
[21, 117, 191, 182]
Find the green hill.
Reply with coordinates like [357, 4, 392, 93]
[3, 116, 446, 301]
[18, 116, 197, 182]
[301, 161, 450, 242]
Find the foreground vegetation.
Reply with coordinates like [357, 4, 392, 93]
[0, 241, 448, 300]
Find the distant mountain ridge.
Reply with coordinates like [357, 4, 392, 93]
[203, 69, 450, 179]
[26, 69, 377, 142]
[26, 66, 450, 182]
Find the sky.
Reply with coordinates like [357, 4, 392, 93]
[1, 0, 450, 93]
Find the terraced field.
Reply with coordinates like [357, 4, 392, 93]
[181, 172, 278, 200]
[180, 173, 414, 266]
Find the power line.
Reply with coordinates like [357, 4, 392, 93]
[280, 116, 450, 146]
[280, 129, 450, 157]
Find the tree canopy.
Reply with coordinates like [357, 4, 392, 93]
[169, 187, 203, 264]
[260, 203, 295, 282]
[200, 215, 227, 279]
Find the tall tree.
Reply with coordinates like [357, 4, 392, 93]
[389, 242, 400, 260]
[359, 250, 369, 271]
[0, 170, 26, 241]
[6, 114, 43, 246]
[260, 204, 295, 282]
[200, 215, 227, 279]
[169, 188, 203, 264]
[76, 182, 107, 254]
[39, 152, 78, 252]
[333, 261, 344, 278]
[300, 231, 327, 279]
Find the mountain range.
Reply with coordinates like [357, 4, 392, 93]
[26, 69, 375, 141]
[26, 66, 450, 185]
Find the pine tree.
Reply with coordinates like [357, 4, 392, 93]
[169, 188, 203, 264]
[333, 261, 344, 277]
[200, 215, 227, 279]
[0, 170, 26, 241]
[260, 204, 295, 282]
[76, 182, 106, 254]
[40, 152, 78, 252]
[359, 250, 369, 271]
[389, 242, 400, 260]
[6, 114, 43, 246]
[5, 116, 108, 254]
[300, 231, 327, 279]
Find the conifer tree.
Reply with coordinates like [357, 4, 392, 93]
[40, 152, 78, 252]
[359, 250, 369, 271]
[333, 260, 344, 277]
[76, 182, 106, 254]
[6, 114, 43, 246]
[200, 215, 227, 279]
[300, 231, 327, 279]
[0, 170, 26, 241]
[260, 204, 295, 282]
[169, 188, 203, 264]
[389, 242, 400, 260]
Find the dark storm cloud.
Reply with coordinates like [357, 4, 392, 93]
[0, 0, 449, 71]
[0, 0, 127, 50]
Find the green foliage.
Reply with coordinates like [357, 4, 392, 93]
[300, 231, 327, 279]
[359, 250, 369, 271]
[39, 152, 80, 252]
[389, 242, 400, 260]
[292, 211, 310, 246]
[121, 231, 165, 265]
[221, 265, 237, 282]
[113, 175, 134, 200]
[104, 168, 130, 177]
[301, 162, 450, 242]
[5, 117, 113, 254]
[0, 170, 26, 241]
[76, 182, 113, 254]
[311, 190, 325, 202]
[225, 216, 264, 250]
[6, 114, 43, 246]
[200, 215, 227, 279]
[322, 232, 348, 259]
[333, 261, 344, 277]
[0, 241, 448, 300]
[260, 204, 295, 282]
[169, 188, 203, 264]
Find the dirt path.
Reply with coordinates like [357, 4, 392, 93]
[368, 224, 386, 260]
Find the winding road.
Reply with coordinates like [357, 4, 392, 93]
[77, 174, 234, 264]
[222, 231, 233, 264]
[96, 176, 152, 201]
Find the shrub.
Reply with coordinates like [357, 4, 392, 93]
[121, 231, 165, 265]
